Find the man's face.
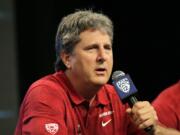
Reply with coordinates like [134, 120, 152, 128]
[67, 29, 113, 86]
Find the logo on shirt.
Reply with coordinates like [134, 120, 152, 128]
[45, 123, 59, 135]
[102, 119, 112, 127]
[99, 111, 114, 118]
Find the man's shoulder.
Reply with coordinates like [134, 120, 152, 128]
[25, 72, 67, 98]
[29, 72, 65, 90]
[158, 80, 180, 97]
[166, 80, 180, 93]
[152, 80, 180, 107]
[21, 72, 69, 108]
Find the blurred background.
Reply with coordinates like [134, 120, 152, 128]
[0, 0, 179, 134]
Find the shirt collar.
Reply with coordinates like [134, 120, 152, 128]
[96, 86, 110, 106]
[58, 71, 85, 105]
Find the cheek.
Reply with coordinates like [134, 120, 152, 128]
[81, 59, 94, 70]
[111, 58, 113, 67]
[71, 56, 92, 70]
[108, 55, 113, 65]
[107, 57, 113, 74]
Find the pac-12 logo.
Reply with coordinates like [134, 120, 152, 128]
[45, 123, 59, 135]
[116, 78, 130, 93]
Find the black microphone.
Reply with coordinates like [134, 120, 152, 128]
[112, 70, 154, 134]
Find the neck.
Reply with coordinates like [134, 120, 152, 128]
[65, 70, 102, 100]
[78, 84, 102, 100]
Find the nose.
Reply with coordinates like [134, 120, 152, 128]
[96, 48, 107, 63]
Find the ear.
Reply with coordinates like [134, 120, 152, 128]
[60, 51, 71, 69]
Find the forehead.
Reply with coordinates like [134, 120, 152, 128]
[79, 29, 111, 44]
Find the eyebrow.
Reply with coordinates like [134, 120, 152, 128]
[86, 43, 112, 48]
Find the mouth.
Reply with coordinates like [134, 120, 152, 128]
[95, 68, 106, 75]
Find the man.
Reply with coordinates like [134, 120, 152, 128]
[152, 81, 180, 135]
[15, 10, 158, 135]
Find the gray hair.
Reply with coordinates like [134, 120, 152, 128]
[55, 10, 114, 71]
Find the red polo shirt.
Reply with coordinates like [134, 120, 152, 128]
[14, 71, 144, 135]
[152, 81, 180, 130]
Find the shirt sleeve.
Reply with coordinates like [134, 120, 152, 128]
[21, 85, 68, 135]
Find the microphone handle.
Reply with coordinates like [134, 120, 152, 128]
[144, 125, 154, 135]
[128, 96, 138, 107]
[128, 96, 154, 134]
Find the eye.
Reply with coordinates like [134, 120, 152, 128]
[104, 44, 112, 50]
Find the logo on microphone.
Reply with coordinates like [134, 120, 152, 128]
[112, 73, 138, 100]
[116, 78, 130, 93]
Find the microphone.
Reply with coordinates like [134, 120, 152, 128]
[112, 70, 154, 134]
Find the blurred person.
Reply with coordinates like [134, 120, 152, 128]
[14, 10, 159, 135]
[152, 80, 180, 135]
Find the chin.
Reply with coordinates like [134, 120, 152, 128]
[90, 75, 109, 85]
[94, 79, 108, 86]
